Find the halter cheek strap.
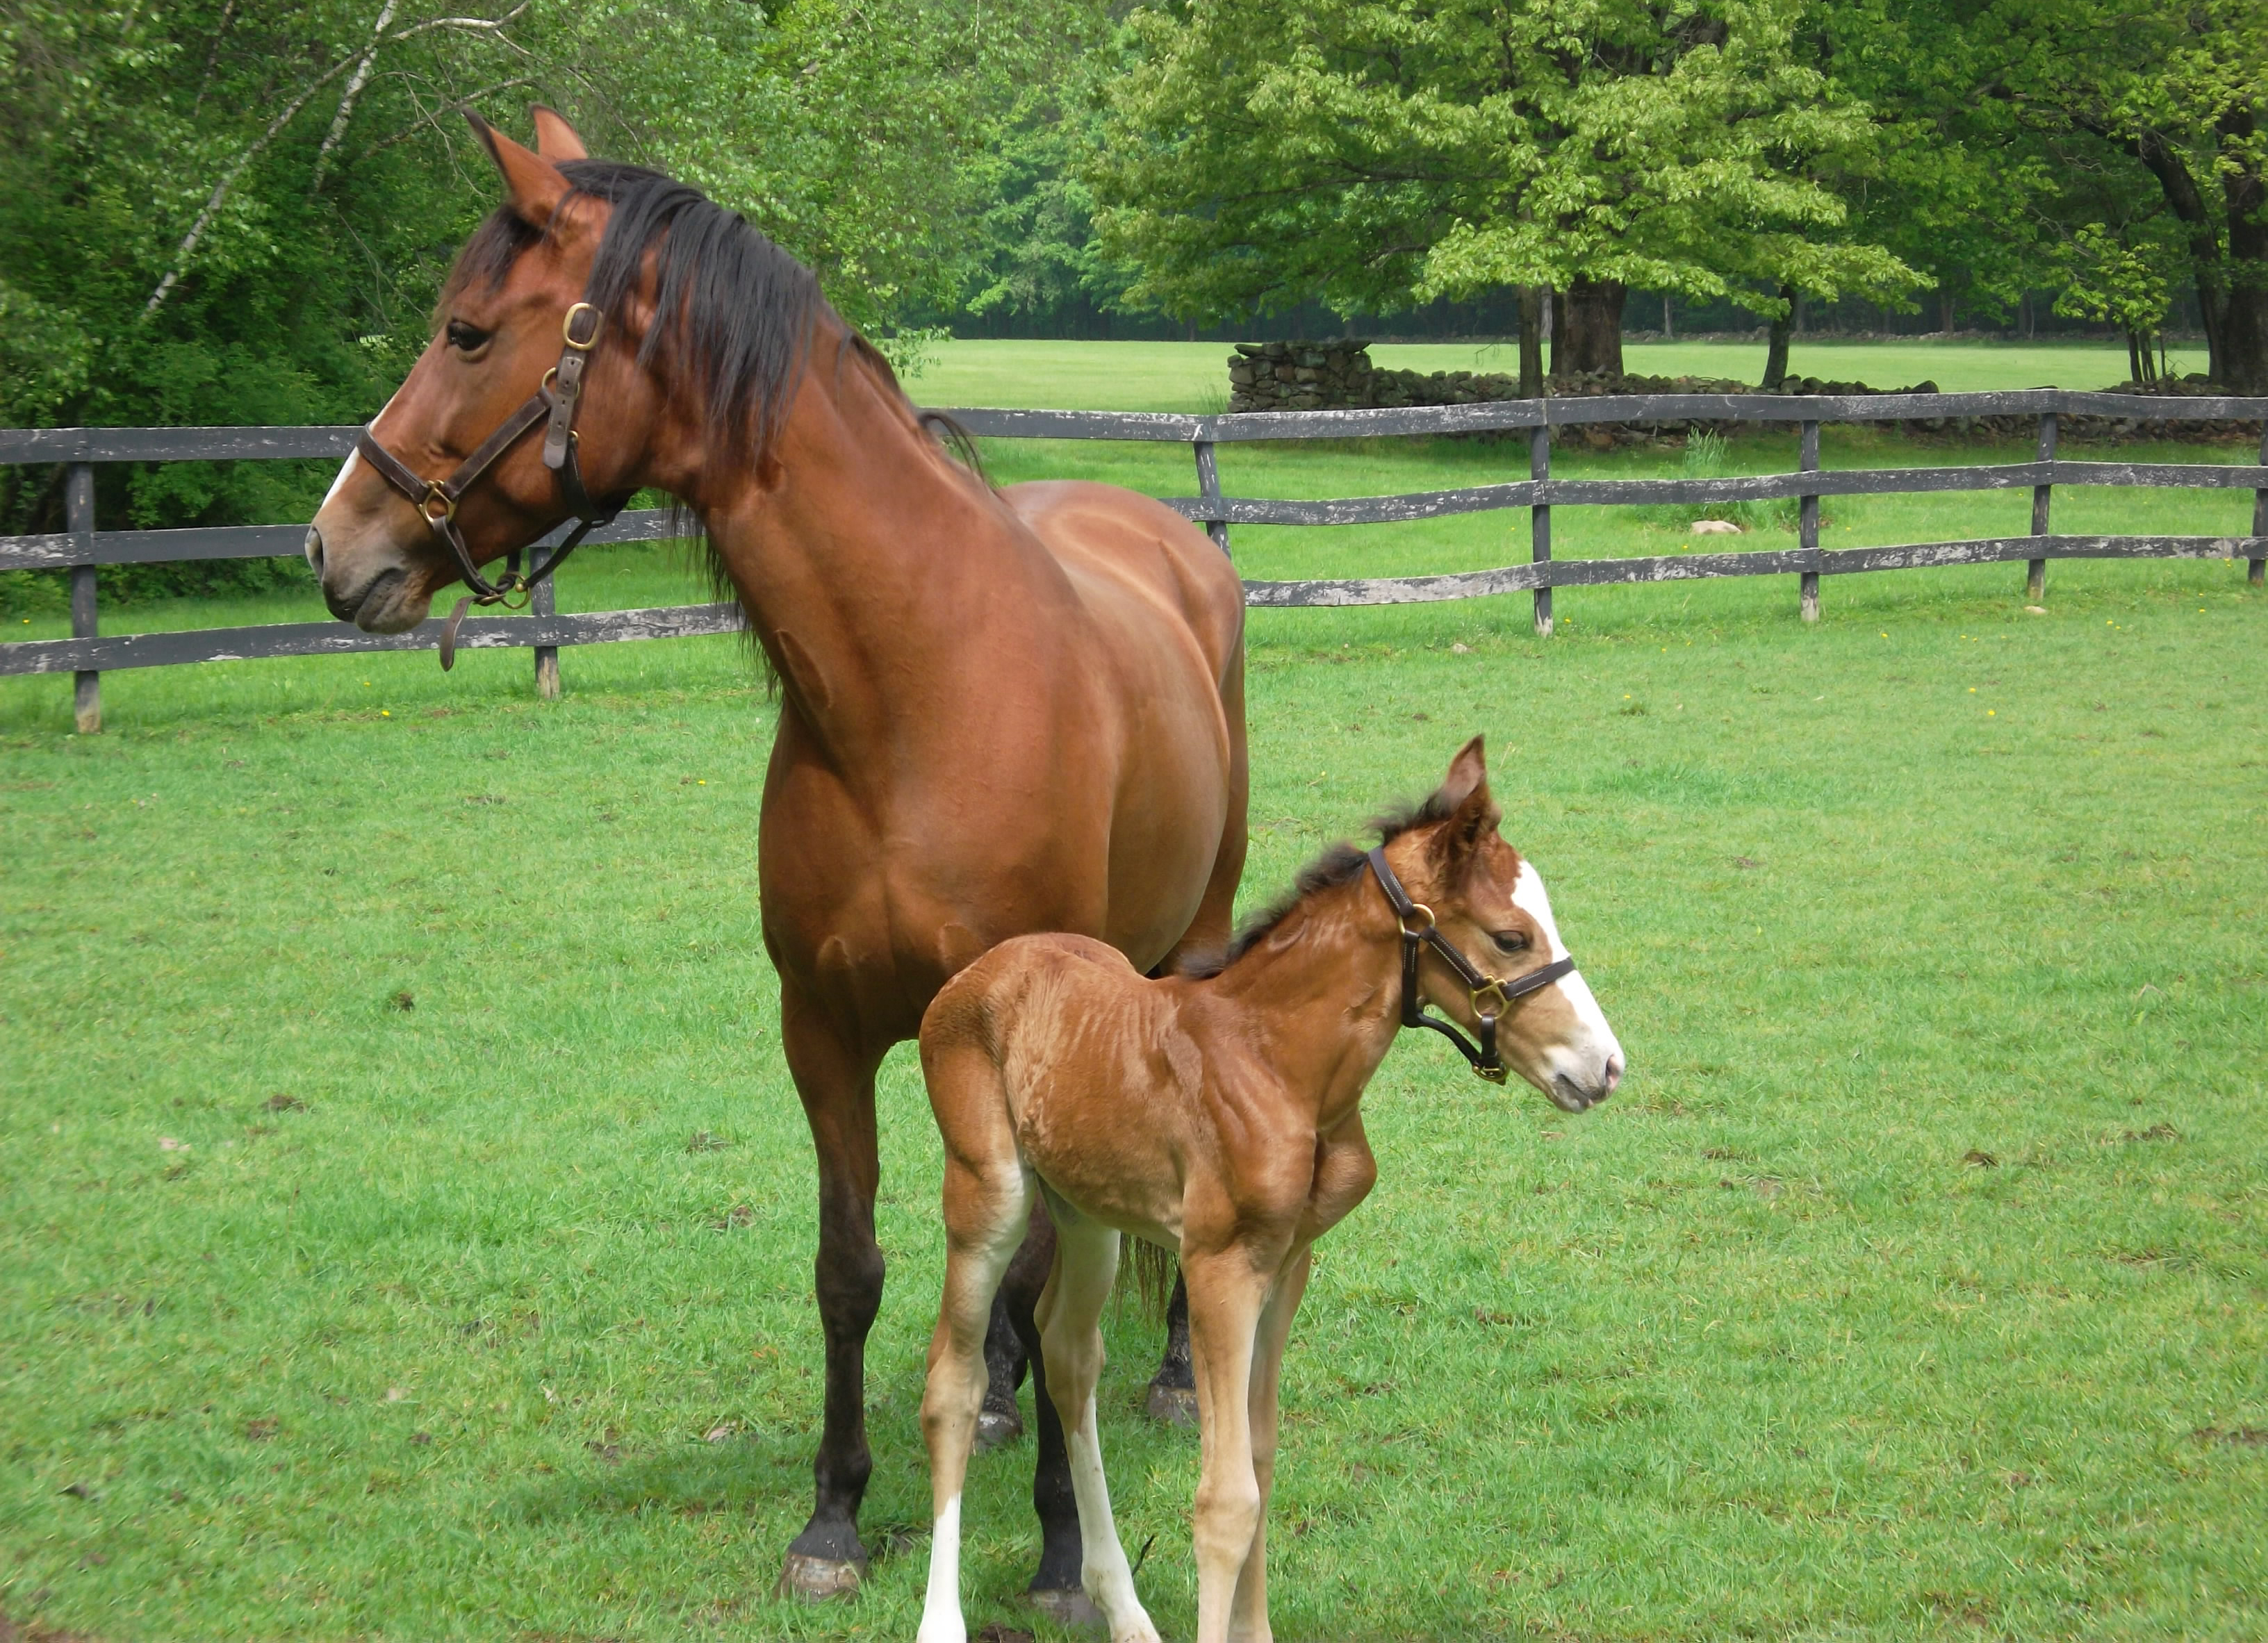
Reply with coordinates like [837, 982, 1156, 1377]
[356, 299, 630, 669]
[1365, 846, 1579, 1084]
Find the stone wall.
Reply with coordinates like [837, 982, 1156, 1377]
[1224, 340, 2260, 440]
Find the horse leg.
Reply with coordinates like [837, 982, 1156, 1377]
[778, 989, 889, 1599]
[1183, 1250, 1272, 1643]
[976, 1289, 1027, 1449]
[1144, 1272, 1197, 1426]
[1228, 1246, 1311, 1643]
[918, 1150, 1034, 1643]
[997, 1200, 1092, 1618]
[1037, 1212, 1160, 1643]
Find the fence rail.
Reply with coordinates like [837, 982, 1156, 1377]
[4, 390, 2264, 730]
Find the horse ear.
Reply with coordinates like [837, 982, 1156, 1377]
[466, 108, 568, 229]
[1432, 735, 1500, 872]
[529, 105, 589, 162]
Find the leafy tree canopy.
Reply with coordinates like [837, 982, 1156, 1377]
[1087, 0, 1917, 327]
[0, 0, 1075, 535]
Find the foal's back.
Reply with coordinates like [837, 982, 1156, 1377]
[921, 933, 1231, 1249]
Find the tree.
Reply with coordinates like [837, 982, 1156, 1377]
[0, 0, 1064, 549]
[1832, 0, 2268, 390]
[1087, 0, 1915, 386]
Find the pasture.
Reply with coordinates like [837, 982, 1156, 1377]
[913, 338, 2210, 414]
[3, 340, 2265, 1640]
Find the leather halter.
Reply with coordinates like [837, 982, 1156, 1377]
[1365, 846, 1579, 1084]
[354, 299, 628, 668]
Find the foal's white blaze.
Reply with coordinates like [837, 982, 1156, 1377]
[1511, 860, 1623, 1100]
[917, 1492, 965, 1643]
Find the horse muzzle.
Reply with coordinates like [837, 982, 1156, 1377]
[306, 523, 429, 633]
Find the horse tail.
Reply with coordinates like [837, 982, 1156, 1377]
[1121, 1236, 1178, 1324]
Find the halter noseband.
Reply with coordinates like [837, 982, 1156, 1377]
[1365, 846, 1579, 1084]
[354, 299, 630, 668]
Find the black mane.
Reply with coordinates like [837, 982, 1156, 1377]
[1176, 787, 1463, 979]
[441, 159, 862, 468]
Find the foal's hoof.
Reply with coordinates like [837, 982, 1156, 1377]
[974, 1403, 1025, 1450]
[775, 1551, 866, 1601]
[1144, 1382, 1199, 1427]
[1026, 1584, 1106, 1632]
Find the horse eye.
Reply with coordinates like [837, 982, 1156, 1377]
[1491, 930, 1529, 955]
[445, 320, 491, 354]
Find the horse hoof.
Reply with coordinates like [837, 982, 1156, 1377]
[974, 1405, 1024, 1450]
[1144, 1382, 1199, 1427]
[1026, 1585, 1106, 1631]
[775, 1551, 866, 1601]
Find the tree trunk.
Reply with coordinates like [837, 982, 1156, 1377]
[1762, 281, 1796, 390]
[1518, 286, 1544, 397]
[2131, 129, 2230, 384]
[1939, 286, 1955, 336]
[2217, 109, 2268, 394]
[1543, 286, 1559, 377]
[1557, 277, 1625, 375]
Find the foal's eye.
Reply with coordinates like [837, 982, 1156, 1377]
[445, 320, 492, 354]
[1490, 930, 1529, 955]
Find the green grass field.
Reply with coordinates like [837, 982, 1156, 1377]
[3, 342, 2264, 1640]
[912, 338, 2205, 413]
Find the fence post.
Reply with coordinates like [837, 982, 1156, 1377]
[67, 462, 99, 732]
[1194, 438, 1229, 554]
[2029, 411, 2056, 601]
[529, 540, 560, 699]
[1798, 420, 1820, 623]
[1530, 422, 1552, 636]
[2253, 422, 2266, 589]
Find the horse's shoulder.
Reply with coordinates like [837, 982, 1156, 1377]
[1000, 481, 1240, 609]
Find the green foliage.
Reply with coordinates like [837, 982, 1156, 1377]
[1085, 0, 1918, 322]
[0, 0, 1078, 556]
[1830, 0, 2268, 386]
[958, 85, 1137, 324]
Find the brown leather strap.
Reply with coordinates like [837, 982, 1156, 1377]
[1365, 847, 1577, 1084]
[354, 299, 624, 629]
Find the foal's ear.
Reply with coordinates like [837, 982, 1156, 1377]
[1432, 735, 1501, 873]
[466, 109, 570, 229]
[529, 106, 589, 162]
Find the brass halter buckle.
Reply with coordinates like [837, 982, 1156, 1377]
[1366, 845, 1578, 1085]
[561, 302, 602, 350]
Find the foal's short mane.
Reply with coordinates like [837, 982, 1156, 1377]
[1176, 787, 1463, 980]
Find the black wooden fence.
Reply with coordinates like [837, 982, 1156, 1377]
[4, 390, 2263, 732]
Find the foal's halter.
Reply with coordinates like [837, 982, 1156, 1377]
[354, 299, 628, 668]
[1365, 847, 1579, 1084]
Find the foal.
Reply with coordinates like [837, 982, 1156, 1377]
[914, 738, 1624, 1643]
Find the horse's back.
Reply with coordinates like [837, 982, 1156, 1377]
[1000, 480, 1243, 682]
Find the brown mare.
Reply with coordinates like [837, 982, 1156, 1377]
[915, 738, 1623, 1643]
[304, 110, 1248, 1605]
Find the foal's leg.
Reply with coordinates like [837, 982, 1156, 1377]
[778, 986, 889, 1599]
[1184, 1250, 1275, 1643]
[1038, 1214, 1160, 1643]
[918, 1155, 1033, 1643]
[1228, 1246, 1313, 1643]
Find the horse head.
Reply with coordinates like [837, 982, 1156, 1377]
[1383, 736, 1626, 1110]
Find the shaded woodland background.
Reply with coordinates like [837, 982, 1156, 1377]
[1, 0, 2262, 539]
